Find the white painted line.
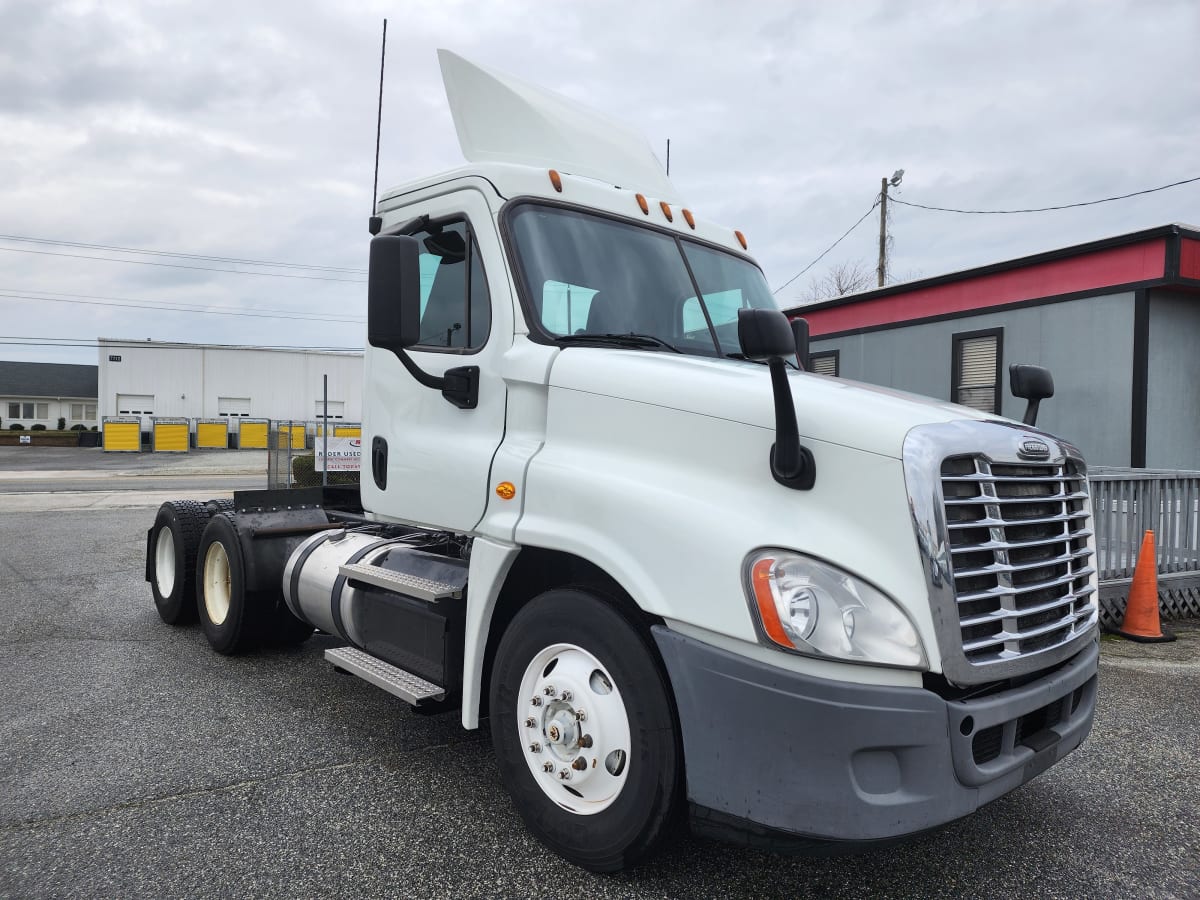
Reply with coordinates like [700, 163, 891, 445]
[0, 490, 234, 513]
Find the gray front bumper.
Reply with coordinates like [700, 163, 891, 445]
[652, 626, 1098, 846]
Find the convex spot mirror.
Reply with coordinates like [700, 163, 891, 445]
[367, 235, 422, 351]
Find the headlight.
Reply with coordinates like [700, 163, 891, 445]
[744, 550, 927, 669]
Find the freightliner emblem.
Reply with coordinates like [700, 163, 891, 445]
[1018, 437, 1051, 460]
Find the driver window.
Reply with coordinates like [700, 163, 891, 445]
[414, 220, 490, 350]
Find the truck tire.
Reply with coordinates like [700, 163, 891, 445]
[196, 514, 270, 655]
[488, 588, 682, 872]
[148, 500, 210, 625]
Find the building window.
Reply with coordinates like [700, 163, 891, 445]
[809, 350, 840, 377]
[952, 328, 1003, 414]
[70, 403, 97, 420]
[9, 401, 49, 419]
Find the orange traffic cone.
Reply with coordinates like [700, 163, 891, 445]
[1113, 530, 1176, 643]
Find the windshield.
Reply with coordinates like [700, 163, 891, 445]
[507, 204, 779, 357]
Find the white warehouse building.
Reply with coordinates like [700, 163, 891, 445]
[97, 338, 364, 435]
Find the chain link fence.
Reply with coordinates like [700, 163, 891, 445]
[266, 420, 362, 490]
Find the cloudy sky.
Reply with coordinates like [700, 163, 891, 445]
[2, 0, 1197, 365]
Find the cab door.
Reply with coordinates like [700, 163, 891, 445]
[361, 186, 510, 532]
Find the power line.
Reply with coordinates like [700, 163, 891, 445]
[0, 245, 367, 283]
[890, 175, 1200, 215]
[0, 233, 366, 274]
[772, 198, 881, 295]
[0, 287, 364, 324]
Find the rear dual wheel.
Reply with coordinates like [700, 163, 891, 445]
[196, 513, 314, 654]
[148, 501, 210, 625]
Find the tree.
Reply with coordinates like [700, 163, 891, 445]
[799, 259, 874, 304]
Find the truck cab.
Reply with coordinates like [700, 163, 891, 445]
[146, 50, 1099, 872]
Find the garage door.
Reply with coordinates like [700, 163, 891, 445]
[102, 419, 141, 452]
[218, 396, 252, 417]
[333, 425, 362, 437]
[196, 420, 228, 449]
[153, 420, 189, 453]
[238, 420, 269, 449]
[280, 423, 306, 450]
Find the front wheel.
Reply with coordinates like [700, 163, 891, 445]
[488, 588, 682, 872]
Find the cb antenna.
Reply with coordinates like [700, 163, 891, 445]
[368, 19, 388, 235]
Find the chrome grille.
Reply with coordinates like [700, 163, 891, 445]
[940, 456, 1097, 666]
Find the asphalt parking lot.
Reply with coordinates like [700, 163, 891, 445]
[1, 459, 1198, 898]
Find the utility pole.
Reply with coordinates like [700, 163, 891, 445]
[877, 168, 905, 287]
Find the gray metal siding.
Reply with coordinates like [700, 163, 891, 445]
[1145, 290, 1200, 469]
[809, 293, 1135, 465]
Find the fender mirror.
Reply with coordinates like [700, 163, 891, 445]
[1009, 364, 1054, 427]
[737, 309, 815, 491]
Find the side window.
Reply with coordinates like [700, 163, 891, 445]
[540, 281, 597, 334]
[413, 220, 490, 350]
[952, 328, 1002, 413]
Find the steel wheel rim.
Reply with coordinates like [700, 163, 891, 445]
[517, 642, 631, 815]
[203, 542, 232, 626]
[154, 526, 176, 597]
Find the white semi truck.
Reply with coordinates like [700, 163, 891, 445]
[145, 51, 1099, 872]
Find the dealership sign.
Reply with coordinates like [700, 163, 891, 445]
[315, 437, 362, 472]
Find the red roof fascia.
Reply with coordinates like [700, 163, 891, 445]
[801, 238, 1168, 336]
[1179, 237, 1200, 280]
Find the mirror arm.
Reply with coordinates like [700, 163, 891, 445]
[386, 347, 479, 410]
[767, 357, 816, 490]
[1022, 399, 1041, 427]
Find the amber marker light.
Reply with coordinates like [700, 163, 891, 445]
[750, 558, 793, 648]
[495, 482, 516, 500]
[548, 169, 563, 192]
[735, 230, 748, 250]
[636, 193, 649, 214]
[682, 208, 696, 229]
[659, 201, 673, 222]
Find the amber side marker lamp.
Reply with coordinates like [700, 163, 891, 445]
[659, 201, 673, 222]
[495, 481, 516, 500]
[548, 169, 563, 192]
[735, 230, 748, 250]
[750, 558, 792, 648]
[636, 193, 649, 214]
[682, 208, 696, 229]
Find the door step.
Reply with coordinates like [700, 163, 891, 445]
[325, 646, 445, 705]
[339, 562, 463, 601]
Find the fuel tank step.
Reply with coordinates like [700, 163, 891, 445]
[325, 646, 446, 705]
[338, 562, 463, 601]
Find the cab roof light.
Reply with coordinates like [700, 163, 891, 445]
[548, 169, 563, 192]
[735, 230, 748, 250]
[682, 208, 696, 229]
[659, 201, 673, 222]
[636, 193, 650, 215]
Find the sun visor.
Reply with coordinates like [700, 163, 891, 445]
[438, 49, 682, 203]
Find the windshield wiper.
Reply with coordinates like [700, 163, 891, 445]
[558, 333, 682, 353]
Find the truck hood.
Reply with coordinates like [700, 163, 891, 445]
[548, 348, 996, 459]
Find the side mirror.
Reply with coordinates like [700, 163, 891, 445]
[738, 308, 796, 361]
[737, 309, 815, 491]
[1009, 364, 1054, 427]
[790, 317, 810, 371]
[367, 235, 422, 351]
